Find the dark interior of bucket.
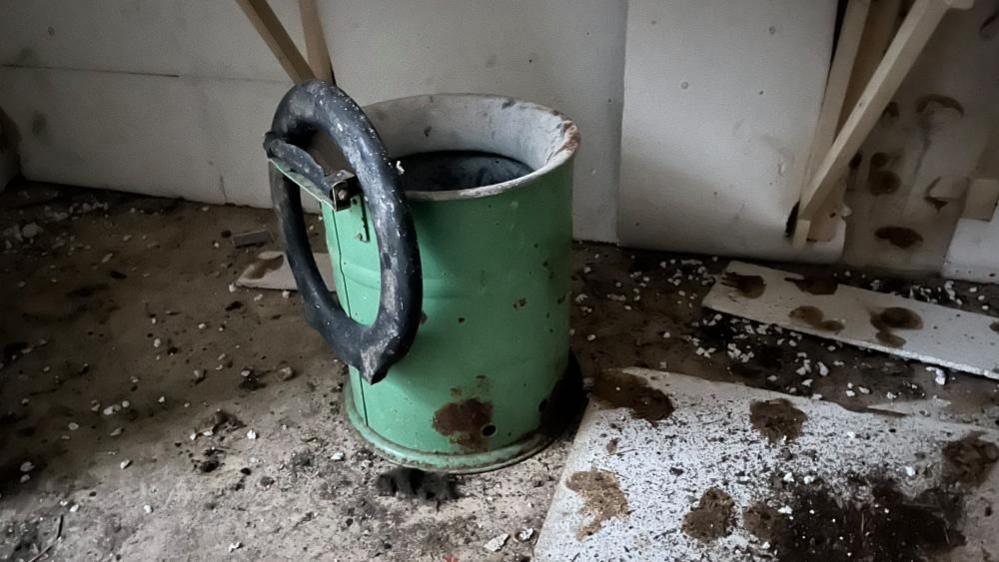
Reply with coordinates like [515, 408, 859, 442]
[396, 151, 533, 192]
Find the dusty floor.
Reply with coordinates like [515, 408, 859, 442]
[1, 181, 997, 561]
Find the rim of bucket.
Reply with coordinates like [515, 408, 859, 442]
[363, 93, 581, 202]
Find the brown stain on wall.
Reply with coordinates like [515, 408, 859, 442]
[566, 469, 629, 539]
[869, 307, 922, 348]
[868, 170, 901, 195]
[875, 226, 923, 249]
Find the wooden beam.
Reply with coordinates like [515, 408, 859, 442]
[794, 0, 871, 246]
[794, 0, 972, 246]
[235, 0, 315, 84]
[298, 0, 335, 84]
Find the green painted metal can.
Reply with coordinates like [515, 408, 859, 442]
[268, 87, 580, 473]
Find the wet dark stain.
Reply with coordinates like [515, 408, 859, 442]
[881, 101, 900, 125]
[109, 270, 128, 280]
[682, 488, 734, 542]
[875, 307, 923, 330]
[868, 169, 901, 195]
[942, 432, 999, 486]
[243, 253, 284, 280]
[501, 97, 515, 108]
[721, 272, 766, 298]
[375, 467, 458, 503]
[513, 297, 527, 310]
[982, 11, 998, 39]
[916, 94, 965, 118]
[991, 321, 999, 334]
[875, 226, 923, 249]
[870, 307, 921, 348]
[590, 370, 674, 424]
[605, 437, 619, 454]
[789, 306, 844, 332]
[224, 300, 243, 312]
[750, 399, 807, 444]
[870, 152, 891, 169]
[432, 398, 493, 452]
[422, 126, 432, 138]
[539, 355, 585, 438]
[924, 195, 949, 211]
[752, 479, 965, 562]
[786, 275, 838, 295]
[65, 283, 109, 299]
[566, 469, 629, 539]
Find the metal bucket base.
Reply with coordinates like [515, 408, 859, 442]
[344, 379, 556, 474]
[343, 356, 582, 474]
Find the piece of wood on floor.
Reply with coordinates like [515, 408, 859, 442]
[703, 261, 999, 379]
[235, 250, 334, 291]
[534, 368, 999, 561]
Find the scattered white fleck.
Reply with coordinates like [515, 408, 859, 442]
[157, 396, 166, 404]
[484, 533, 509, 553]
[516, 528, 535, 542]
[120, 459, 132, 470]
[927, 366, 947, 386]
[228, 542, 243, 553]
[20, 474, 30, 483]
[885, 392, 898, 400]
[844, 390, 856, 398]
[109, 427, 124, 437]
[856, 386, 871, 395]
[817, 362, 829, 377]
[19, 461, 34, 473]
[777, 505, 793, 515]
[198, 322, 207, 330]
[68, 422, 80, 431]
[253, 293, 263, 302]
[281, 290, 291, 299]
[143, 504, 153, 514]
[802, 475, 816, 485]
[228, 283, 237, 293]
[246, 430, 258, 440]
[782, 472, 794, 483]
[903, 466, 917, 478]
[846, 431, 857, 439]
[586, 334, 596, 342]
[69, 503, 80, 513]
[331, 451, 345, 461]
[152, 338, 162, 348]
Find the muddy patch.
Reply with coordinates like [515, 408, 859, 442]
[721, 272, 766, 298]
[789, 306, 844, 332]
[786, 275, 838, 295]
[375, 467, 458, 503]
[751, 479, 965, 562]
[590, 370, 674, 424]
[990, 321, 999, 334]
[750, 399, 807, 444]
[875, 226, 923, 249]
[565, 469, 629, 539]
[682, 488, 734, 542]
[432, 398, 494, 451]
[942, 433, 999, 486]
[870, 307, 922, 348]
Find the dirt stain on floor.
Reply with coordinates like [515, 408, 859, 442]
[750, 398, 807, 444]
[590, 370, 674, 424]
[786, 275, 838, 295]
[747, 479, 965, 562]
[721, 272, 766, 298]
[942, 432, 999, 486]
[682, 487, 734, 542]
[789, 306, 844, 332]
[870, 307, 922, 348]
[566, 469, 629, 540]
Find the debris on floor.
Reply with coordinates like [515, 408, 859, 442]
[535, 369, 999, 561]
[235, 250, 335, 291]
[705, 261, 999, 379]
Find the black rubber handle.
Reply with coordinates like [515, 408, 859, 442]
[264, 81, 422, 384]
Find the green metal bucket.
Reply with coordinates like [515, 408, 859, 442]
[268, 86, 580, 473]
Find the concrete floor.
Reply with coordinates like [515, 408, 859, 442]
[1, 181, 997, 561]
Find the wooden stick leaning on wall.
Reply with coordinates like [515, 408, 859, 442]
[235, 0, 316, 84]
[299, 0, 335, 84]
[793, 0, 872, 245]
[792, 0, 974, 249]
